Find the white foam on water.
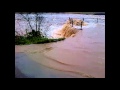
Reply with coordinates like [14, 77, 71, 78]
[15, 13, 105, 37]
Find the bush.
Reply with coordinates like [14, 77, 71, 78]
[15, 35, 65, 45]
[27, 30, 42, 38]
[15, 36, 31, 45]
[36, 38, 65, 44]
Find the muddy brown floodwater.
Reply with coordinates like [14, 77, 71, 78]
[15, 24, 105, 78]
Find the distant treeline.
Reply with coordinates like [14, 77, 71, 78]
[64, 12, 105, 15]
[15, 12, 105, 15]
[94, 12, 105, 15]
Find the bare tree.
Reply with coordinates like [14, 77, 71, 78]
[16, 13, 51, 38]
[20, 13, 33, 31]
[38, 15, 44, 31]
[35, 13, 44, 31]
[21, 13, 44, 31]
[41, 22, 52, 38]
[35, 13, 38, 31]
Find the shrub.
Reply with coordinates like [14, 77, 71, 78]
[15, 36, 31, 45]
[15, 35, 65, 45]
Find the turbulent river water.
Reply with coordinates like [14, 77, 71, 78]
[15, 13, 105, 78]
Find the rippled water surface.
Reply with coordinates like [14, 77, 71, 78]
[15, 13, 105, 78]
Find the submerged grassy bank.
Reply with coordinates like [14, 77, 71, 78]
[15, 36, 65, 45]
[15, 29, 65, 45]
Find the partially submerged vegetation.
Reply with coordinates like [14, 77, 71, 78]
[15, 36, 65, 45]
[15, 13, 65, 45]
[15, 30, 65, 45]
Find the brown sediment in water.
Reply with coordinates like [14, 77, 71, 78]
[15, 45, 94, 78]
[15, 24, 105, 78]
[26, 52, 94, 78]
[53, 23, 79, 38]
[52, 19, 88, 39]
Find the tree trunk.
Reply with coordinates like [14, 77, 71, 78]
[36, 17, 37, 31]
[28, 19, 33, 31]
[38, 17, 40, 31]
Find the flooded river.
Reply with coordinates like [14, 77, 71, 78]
[15, 13, 105, 78]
